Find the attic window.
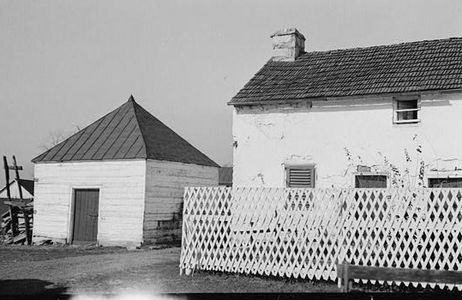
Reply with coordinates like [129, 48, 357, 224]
[393, 96, 420, 124]
[286, 165, 315, 188]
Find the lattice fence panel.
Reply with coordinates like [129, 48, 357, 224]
[180, 187, 462, 290]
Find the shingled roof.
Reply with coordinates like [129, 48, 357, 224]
[229, 37, 462, 105]
[32, 96, 219, 167]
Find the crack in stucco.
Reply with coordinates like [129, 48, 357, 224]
[250, 172, 265, 185]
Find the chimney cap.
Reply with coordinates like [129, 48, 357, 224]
[270, 28, 305, 41]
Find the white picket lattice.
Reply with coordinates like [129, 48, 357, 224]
[179, 187, 462, 290]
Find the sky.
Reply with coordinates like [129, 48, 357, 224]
[1, 0, 462, 185]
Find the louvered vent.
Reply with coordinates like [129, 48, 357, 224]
[286, 167, 315, 188]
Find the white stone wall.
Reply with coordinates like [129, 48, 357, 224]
[33, 160, 146, 247]
[232, 92, 462, 188]
[144, 160, 218, 244]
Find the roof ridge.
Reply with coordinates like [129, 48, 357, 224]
[97, 103, 138, 159]
[133, 101, 220, 168]
[301, 36, 462, 57]
[127, 96, 148, 159]
[131, 100, 181, 159]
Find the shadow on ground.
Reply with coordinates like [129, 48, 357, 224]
[0, 279, 68, 296]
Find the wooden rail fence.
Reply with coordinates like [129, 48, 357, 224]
[179, 187, 462, 290]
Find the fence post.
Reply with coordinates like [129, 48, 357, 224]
[343, 262, 350, 292]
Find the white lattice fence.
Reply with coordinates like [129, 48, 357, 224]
[179, 187, 462, 290]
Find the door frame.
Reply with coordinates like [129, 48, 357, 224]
[68, 186, 102, 244]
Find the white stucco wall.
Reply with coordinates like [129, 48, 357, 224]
[232, 92, 462, 188]
[33, 160, 146, 247]
[144, 160, 218, 244]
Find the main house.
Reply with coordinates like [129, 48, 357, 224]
[230, 28, 462, 189]
[32, 96, 219, 247]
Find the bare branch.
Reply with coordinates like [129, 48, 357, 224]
[39, 126, 81, 151]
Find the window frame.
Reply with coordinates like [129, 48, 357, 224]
[285, 164, 316, 188]
[353, 172, 389, 188]
[393, 95, 421, 124]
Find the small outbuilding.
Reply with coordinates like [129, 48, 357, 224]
[32, 96, 219, 247]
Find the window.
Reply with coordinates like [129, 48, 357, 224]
[428, 177, 462, 188]
[393, 96, 420, 124]
[355, 175, 387, 188]
[286, 165, 315, 188]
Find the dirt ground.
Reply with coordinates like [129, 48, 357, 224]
[2, 245, 457, 296]
[0, 245, 339, 295]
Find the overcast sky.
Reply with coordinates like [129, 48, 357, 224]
[1, 0, 462, 185]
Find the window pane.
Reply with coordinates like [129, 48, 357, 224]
[355, 175, 387, 188]
[397, 110, 418, 121]
[428, 178, 462, 188]
[397, 100, 417, 110]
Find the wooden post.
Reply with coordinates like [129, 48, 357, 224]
[3, 156, 18, 236]
[23, 208, 32, 245]
[337, 263, 343, 290]
[12, 156, 23, 200]
[343, 262, 350, 293]
[13, 156, 31, 245]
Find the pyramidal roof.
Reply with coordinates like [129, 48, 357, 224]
[32, 96, 219, 168]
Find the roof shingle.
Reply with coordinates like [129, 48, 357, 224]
[229, 37, 462, 105]
[32, 96, 219, 168]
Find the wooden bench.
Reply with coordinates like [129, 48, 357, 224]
[337, 262, 462, 292]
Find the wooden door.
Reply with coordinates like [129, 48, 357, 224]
[72, 189, 99, 243]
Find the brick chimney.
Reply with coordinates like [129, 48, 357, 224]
[270, 28, 305, 61]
